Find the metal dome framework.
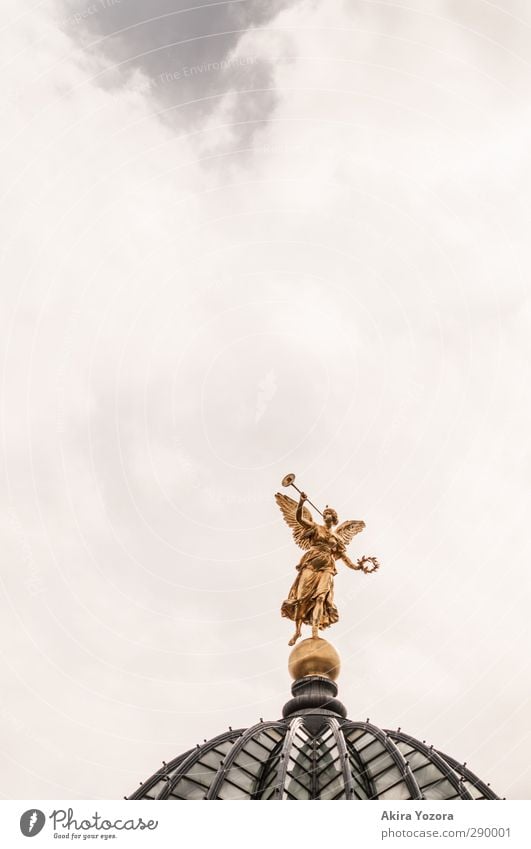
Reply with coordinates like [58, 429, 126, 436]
[129, 713, 498, 801]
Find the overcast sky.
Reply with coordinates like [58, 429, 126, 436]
[1, 0, 530, 800]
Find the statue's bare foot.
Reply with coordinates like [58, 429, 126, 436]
[288, 632, 300, 646]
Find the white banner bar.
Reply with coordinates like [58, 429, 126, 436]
[1, 800, 530, 848]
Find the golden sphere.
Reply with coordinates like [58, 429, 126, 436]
[288, 637, 341, 681]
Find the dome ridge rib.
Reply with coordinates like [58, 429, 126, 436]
[343, 720, 422, 799]
[328, 717, 355, 799]
[436, 750, 499, 800]
[273, 716, 304, 800]
[206, 720, 286, 800]
[388, 729, 473, 800]
[162, 728, 242, 800]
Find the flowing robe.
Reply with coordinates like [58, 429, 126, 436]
[280, 524, 345, 628]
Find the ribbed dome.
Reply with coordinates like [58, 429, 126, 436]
[128, 674, 499, 800]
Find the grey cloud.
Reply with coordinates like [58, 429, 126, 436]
[57, 0, 293, 137]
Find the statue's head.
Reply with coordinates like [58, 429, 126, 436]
[323, 507, 338, 527]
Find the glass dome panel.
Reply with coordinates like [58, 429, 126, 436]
[129, 712, 500, 800]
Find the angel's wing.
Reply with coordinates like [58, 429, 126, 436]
[275, 492, 314, 550]
[335, 519, 366, 547]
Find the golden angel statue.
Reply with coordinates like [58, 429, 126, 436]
[276, 488, 378, 645]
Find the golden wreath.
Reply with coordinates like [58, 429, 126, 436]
[356, 555, 380, 574]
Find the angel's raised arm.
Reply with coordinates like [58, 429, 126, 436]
[296, 493, 313, 528]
